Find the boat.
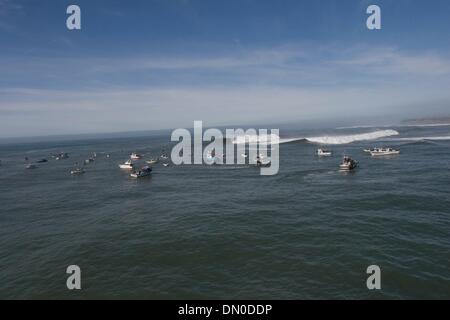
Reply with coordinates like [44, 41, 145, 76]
[70, 168, 85, 175]
[162, 163, 169, 167]
[119, 159, 134, 170]
[36, 159, 48, 163]
[317, 148, 332, 156]
[130, 166, 152, 178]
[370, 147, 400, 156]
[55, 152, 69, 160]
[130, 153, 142, 160]
[255, 155, 271, 167]
[339, 156, 358, 171]
[146, 159, 158, 165]
[25, 164, 37, 169]
[84, 158, 95, 164]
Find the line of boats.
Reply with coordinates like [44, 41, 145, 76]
[3, 146, 400, 175]
[316, 146, 400, 171]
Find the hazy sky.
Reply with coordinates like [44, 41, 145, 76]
[1, 0, 450, 137]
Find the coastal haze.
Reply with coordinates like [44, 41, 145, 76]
[1, 0, 450, 299]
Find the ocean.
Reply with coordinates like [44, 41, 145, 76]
[0, 124, 449, 299]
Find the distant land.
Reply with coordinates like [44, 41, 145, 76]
[402, 117, 450, 125]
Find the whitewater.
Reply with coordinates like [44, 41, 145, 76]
[233, 129, 400, 145]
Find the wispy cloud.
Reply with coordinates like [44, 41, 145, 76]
[1, 43, 450, 137]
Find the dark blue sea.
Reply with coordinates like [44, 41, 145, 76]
[0, 124, 449, 299]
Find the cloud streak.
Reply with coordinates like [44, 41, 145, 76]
[1, 44, 450, 137]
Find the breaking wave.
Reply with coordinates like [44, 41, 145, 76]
[386, 136, 450, 142]
[232, 129, 400, 145]
[305, 129, 399, 145]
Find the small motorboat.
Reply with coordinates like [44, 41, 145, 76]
[370, 147, 400, 156]
[70, 168, 85, 175]
[36, 159, 48, 163]
[317, 148, 332, 156]
[55, 152, 69, 160]
[162, 163, 169, 167]
[146, 159, 158, 165]
[130, 166, 152, 178]
[339, 156, 358, 171]
[255, 155, 271, 167]
[119, 159, 134, 170]
[130, 153, 142, 160]
[84, 158, 95, 164]
[26, 164, 37, 169]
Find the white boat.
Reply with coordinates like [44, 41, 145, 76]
[146, 159, 158, 165]
[26, 164, 37, 169]
[317, 148, 332, 156]
[55, 152, 69, 160]
[162, 163, 169, 167]
[70, 168, 85, 175]
[130, 166, 152, 178]
[255, 155, 271, 167]
[130, 153, 142, 160]
[339, 156, 358, 171]
[119, 159, 134, 170]
[84, 158, 95, 164]
[369, 147, 400, 156]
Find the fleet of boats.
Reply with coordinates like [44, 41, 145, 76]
[314, 146, 400, 171]
[1, 144, 402, 177]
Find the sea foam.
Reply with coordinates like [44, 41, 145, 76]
[305, 129, 399, 145]
[232, 129, 399, 145]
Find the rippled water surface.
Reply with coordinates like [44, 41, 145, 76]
[0, 125, 449, 299]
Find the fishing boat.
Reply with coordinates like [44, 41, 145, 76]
[70, 168, 85, 175]
[317, 148, 332, 156]
[146, 159, 158, 165]
[119, 159, 134, 170]
[370, 147, 400, 156]
[339, 156, 358, 171]
[84, 158, 95, 164]
[130, 153, 142, 160]
[55, 152, 69, 160]
[130, 166, 152, 178]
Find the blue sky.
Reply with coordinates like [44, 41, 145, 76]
[1, 0, 450, 137]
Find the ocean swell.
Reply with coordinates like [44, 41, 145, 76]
[305, 129, 399, 145]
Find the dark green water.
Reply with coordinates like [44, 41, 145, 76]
[0, 125, 449, 299]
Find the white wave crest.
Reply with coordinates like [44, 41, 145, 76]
[306, 129, 399, 145]
[232, 133, 280, 144]
[387, 136, 450, 141]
